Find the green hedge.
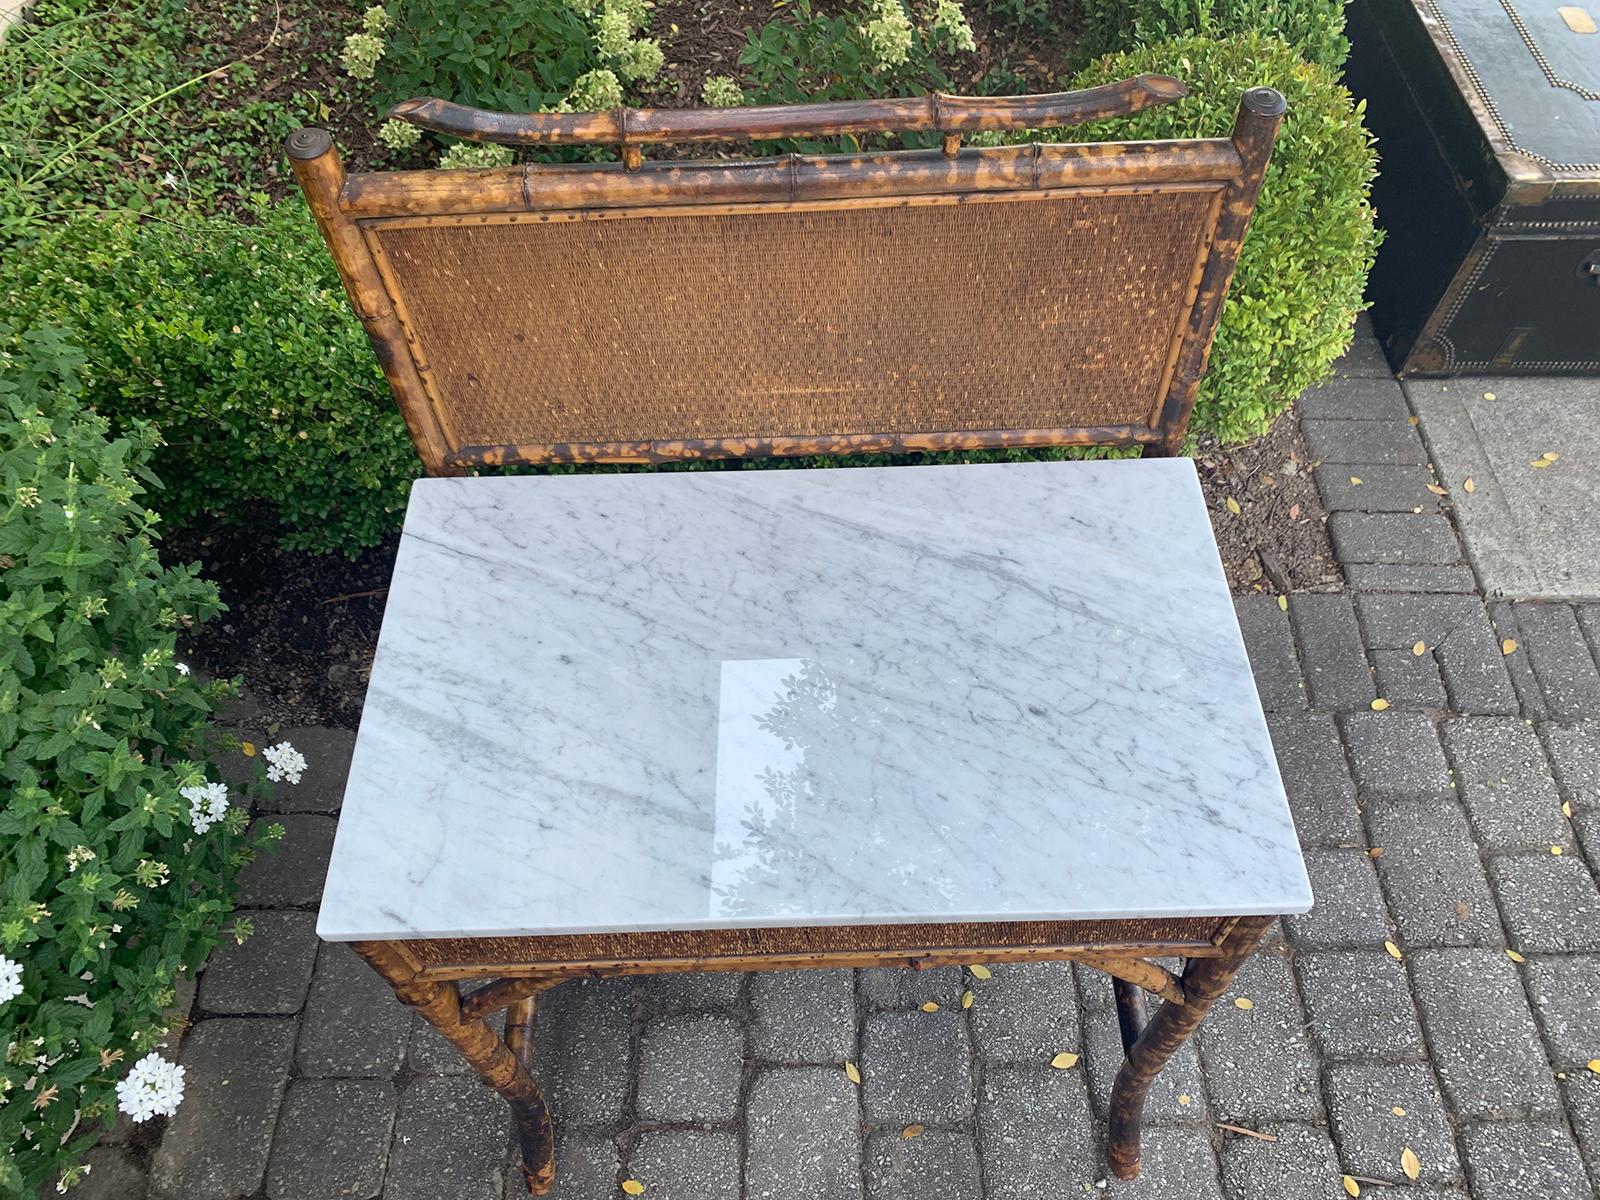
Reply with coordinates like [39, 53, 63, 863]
[1076, 0, 1350, 72]
[0, 329, 277, 1195]
[0, 202, 418, 556]
[1061, 33, 1379, 443]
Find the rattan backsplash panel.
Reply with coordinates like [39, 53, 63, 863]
[402, 916, 1229, 967]
[368, 188, 1219, 450]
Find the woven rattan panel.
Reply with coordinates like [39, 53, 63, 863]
[403, 917, 1229, 967]
[368, 188, 1219, 451]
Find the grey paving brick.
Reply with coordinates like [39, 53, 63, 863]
[967, 961, 1077, 1066]
[1100, 1125, 1225, 1199]
[1289, 594, 1375, 710]
[1236, 595, 1307, 710]
[746, 1068, 862, 1200]
[1443, 718, 1568, 848]
[1314, 463, 1445, 513]
[861, 1009, 973, 1123]
[1298, 376, 1411, 421]
[409, 1008, 504, 1075]
[1491, 603, 1550, 719]
[1560, 1073, 1600, 1190]
[150, 1018, 296, 1200]
[1284, 849, 1392, 948]
[865, 1129, 980, 1200]
[1461, 1122, 1592, 1200]
[1195, 951, 1321, 1123]
[533, 978, 636, 1124]
[197, 909, 319, 1015]
[238, 814, 336, 908]
[1515, 602, 1600, 719]
[1324, 1062, 1462, 1184]
[1525, 956, 1600, 1069]
[1303, 418, 1427, 465]
[297, 942, 412, 1077]
[750, 969, 855, 1063]
[1329, 512, 1461, 565]
[1266, 713, 1363, 846]
[858, 966, 963, 1010]
[976, 1065, 1099, 1197]
[1581, 604, 1600, 657]
[1295, 951, 1425, 1059]
[1353, 592, 1519, 714]
[636, 1013, 744, 1122]
[520, 1130, 619, 1200]
[1331, 332, 1393, 378]
[1082, 994, 1206, 1123]
[1411, 949, 1561, 1120]
[1344, 563, 1480, 593]
[1489, 854, 1600, 954]
[1371, 648, 1449, 709]
[1544, 721, 1600, 810]
[636, 970, 744, 1012]
[266, 1079, 395, 1200]
[1575, 808, 1600, 877]
[385, 1076, 508, 1200]
[254, 726, 356, 813]
[68, 1146, 148, 1200]
[1218, 1121, 1343, 1200]
[630, 1130, 739, 1200]
[1368, 796, 1503, 947]
[1339, 711, 1451, 800]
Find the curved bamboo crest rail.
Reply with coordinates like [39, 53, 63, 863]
[389, 74, 1189, 166]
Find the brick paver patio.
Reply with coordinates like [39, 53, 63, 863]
[81, 323, 1600, 1199]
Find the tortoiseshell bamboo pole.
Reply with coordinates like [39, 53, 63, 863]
[1106, 915, 1275, 1179]
[353, 942, 555, 1193]
[285, 129, 462, 478]
[1112, 977, 1151, 1053]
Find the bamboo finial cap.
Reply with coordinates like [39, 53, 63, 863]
[286, 128, 334, 160]
[1241, 87, 1286, 118]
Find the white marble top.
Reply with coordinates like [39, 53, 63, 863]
[318, 460, 1311, 941]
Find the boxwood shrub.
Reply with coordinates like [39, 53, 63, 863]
[1060, 33, 1379, 443]
[1, 201, 419, 557]
[1076, 0, 1350, 72]
[0, 329, 276, 1194]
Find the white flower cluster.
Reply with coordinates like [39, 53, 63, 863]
[567, 67, 624, 113]
[439, 141, 515, 170]
[263, 740, 308, 785]
[378, 118, 422, 153]
[701, 75, 744, 108]
[861, 0, 913, 66]
[0, 955, 22, 1005]
[928, 0, 975, 52]
[180, 781, 230, 834]
[115, 1053, 185, 1122]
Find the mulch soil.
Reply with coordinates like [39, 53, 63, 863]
[169, 410, 1341, 732]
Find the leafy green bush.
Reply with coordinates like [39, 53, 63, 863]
[1060, 33, 1378, 442]
[0, 201, 418, 556]
[1076, 0, 1349, 72]
[0, 329, 278, 1195]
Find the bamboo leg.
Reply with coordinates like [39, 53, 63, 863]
[1112, 978, 1149, 1053]
[354, 943, 556, 1194]
[1106, 917, 1273, 1180]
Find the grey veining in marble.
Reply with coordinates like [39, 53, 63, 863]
[318, 460, 1311, 941]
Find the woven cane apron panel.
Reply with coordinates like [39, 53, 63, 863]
[401, 917, 1231, 968]
[366, 188, 1219, 451]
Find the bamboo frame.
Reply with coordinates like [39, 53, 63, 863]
[290, 83, 1289, 1193]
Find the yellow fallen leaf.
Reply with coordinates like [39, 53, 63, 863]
[1178, 1093, 1192, 1106]
[1277, 595, 1288, 611]
[968, 964, 992, 980]
[1502, 638, 1517, 655]
[1463, 477, 1476, 493]
[1401, 1146, 1421, 1181]
[845, 1061, 861, 1085]
[1483, 391, 1496, 401]
[1050, 1052, 1080, 1069]
[241, 741, 257, 757]
[1226, 496, 1242, 515]
[1408, 415, 1420, 425]
[1507, 950, 1526, 963]
[1385, 941, 1402, 961]
[1371, 698, 1390, 711]
[1412, 641, 1427, 656]
[920, 1001, 940, 1013]
[1588, 1060, 1600, 1075]
[622, 1181, 646, 1196]
[1544, 452, 1561, 462]
[1391, 1106, 1407, 1116]
[1233, 997, 1255, 1010]
[1552, 846, 1564, 856]
[1349, 476, 1363, 485]
[961, 990, 974, 1010]
[901, 1124, 924, 1139]
[1563, 801, 1573, 818]
[1369, 847, 1384, 859]
[1426, 483, 1447, 496]
[1343, 1175, 1361, 1197]
[1531, 459, 1552, 469]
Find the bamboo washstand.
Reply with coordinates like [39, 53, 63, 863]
[290, 76, 1312, 1193]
